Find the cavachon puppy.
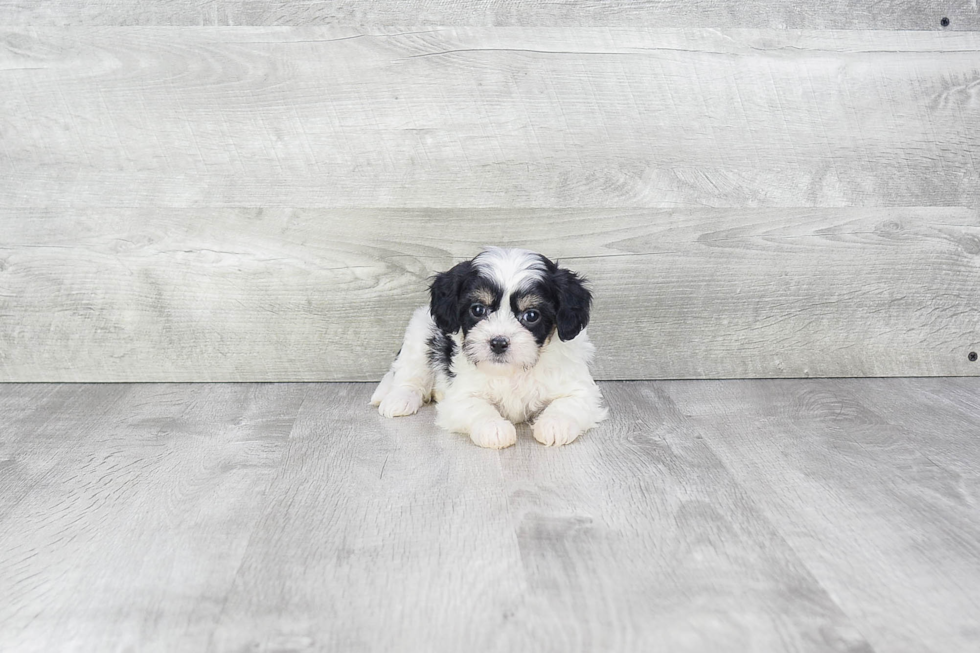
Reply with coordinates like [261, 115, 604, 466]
[371, 247, 607, 449]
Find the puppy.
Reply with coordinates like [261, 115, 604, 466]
[371, 247, 608, 449]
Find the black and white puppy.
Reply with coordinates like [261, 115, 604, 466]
[371, 247, 608, 449]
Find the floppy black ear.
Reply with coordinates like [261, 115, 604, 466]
[428, 260, 473, 333]
[552, 267, 592, 341]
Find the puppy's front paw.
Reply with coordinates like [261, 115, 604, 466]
[532, 416, 581, 447]
[470, 419, 517, 449]
[378, 388, 423, 418]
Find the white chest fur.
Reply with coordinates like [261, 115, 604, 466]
[437, 330, 598, 424]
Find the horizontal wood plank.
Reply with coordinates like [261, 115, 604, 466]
[0, 1, 976, 29]
[2, 207, 977, 381]
[2, 28, 979, 208]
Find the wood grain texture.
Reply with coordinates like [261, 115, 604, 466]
[664, 377, 980, 653]
[2, 207, 978, 382]
[0, 382, 308, 652]
[0, 1, 976, 29]
[208, 383, 530, 652]
[3, 379, 980, 651]
[0, 384, 128, 520]
[2, 28, 980, 208]
[494, 381, 872, 652]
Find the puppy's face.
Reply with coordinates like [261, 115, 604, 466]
[429, 248, 592, 373]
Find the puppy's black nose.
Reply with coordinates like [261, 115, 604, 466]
[489, 337, 510, 354]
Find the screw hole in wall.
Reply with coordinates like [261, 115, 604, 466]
[941, 17, 950, 27]
[970, 351, 978, 362]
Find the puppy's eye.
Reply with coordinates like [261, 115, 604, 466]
[470, 304, 487, 318]
[522, 309, 540, 324]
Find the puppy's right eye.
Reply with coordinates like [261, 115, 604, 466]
[470, 304, 487, 317]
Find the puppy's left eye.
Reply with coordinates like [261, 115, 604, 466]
[521, 309, 540, 324]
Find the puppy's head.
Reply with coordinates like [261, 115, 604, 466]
[429, 247, 592, 372]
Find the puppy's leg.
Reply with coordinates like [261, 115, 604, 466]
[532, 386, 608, 447]
[369, 369, 395, 405]
[436, 395, 517, 450]
[372, 306, 435, 418]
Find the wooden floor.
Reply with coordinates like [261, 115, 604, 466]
[1, 380, 979, 652]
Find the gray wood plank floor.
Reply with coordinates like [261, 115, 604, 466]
[1, 379, 978, 652]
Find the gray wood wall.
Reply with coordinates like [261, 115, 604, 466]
[1, 4, 978, 381]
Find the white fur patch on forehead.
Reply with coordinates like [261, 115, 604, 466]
[473, 247, 547, 294]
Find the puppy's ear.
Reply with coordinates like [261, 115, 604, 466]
[429, 260, 473, 333]
[552, 266, 592, 341]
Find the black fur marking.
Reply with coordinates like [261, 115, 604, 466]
[536, 255, 592, 341]
[509, 288, 556, 346]
[429, 259, 507, 337]
[426, 330, 456, 377]
[428, 260, 474, 333]
[459, 277, 503, 336]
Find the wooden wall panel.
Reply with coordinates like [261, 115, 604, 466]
[1, 28, 979, 209]
[0, 1, 976, 30]
[2, 22, 978, 381]
[2, 208, 977, 381]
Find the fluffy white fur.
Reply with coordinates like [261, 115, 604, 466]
[472, 246, 546, 294]
[371, 248, 608, 449]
